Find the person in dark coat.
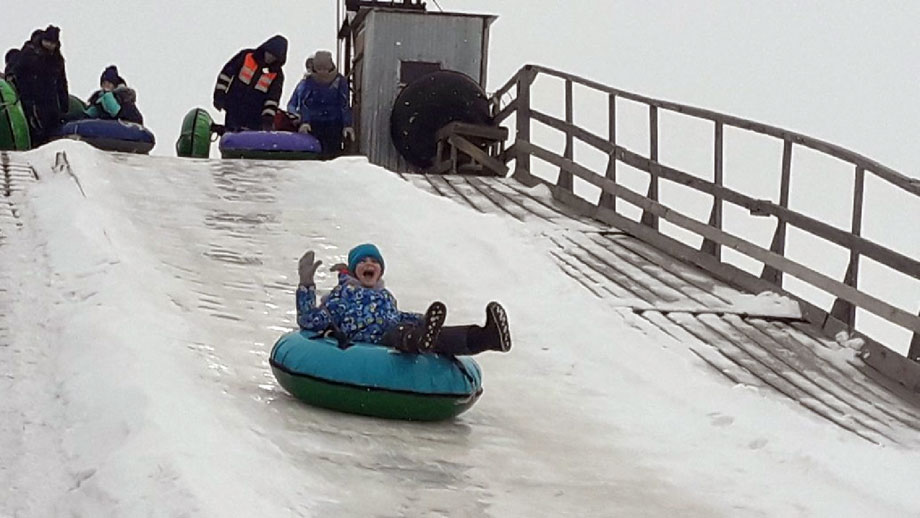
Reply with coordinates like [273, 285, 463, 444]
[84, 66, 144, 125]
[287, 50, 354, 158]
[213, 35, 288, 132]
[9, 26, 69, 146]
[2, 49, 19, 81]
[3, 30, 40, 84]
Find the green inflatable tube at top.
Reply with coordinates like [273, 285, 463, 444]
[0, 80, 31, 150]
[176, 108, 213, 158]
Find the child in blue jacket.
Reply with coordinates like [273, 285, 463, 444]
[296, 243, 511, 355]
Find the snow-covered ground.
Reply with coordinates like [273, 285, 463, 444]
[2, 141, 919, 517]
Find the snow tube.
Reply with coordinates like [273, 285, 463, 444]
[218, 131, 321, 160]
[270, 330, 483, 421]
[53, 119, 155, 154]
[66, 95, 87, 120]
[176, 107, 213, 158]
[0, 79, 30, 150]
[390, 70, 492, 168]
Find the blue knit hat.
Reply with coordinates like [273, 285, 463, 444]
[348, 243, 384, 274]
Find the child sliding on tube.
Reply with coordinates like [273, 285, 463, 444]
[295, 243, 511, 355]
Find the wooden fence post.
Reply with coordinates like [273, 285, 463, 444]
[910, 310, 920, 362]
[701, 121, 724, 259]
[599, 93, 617, 210]
[761, 139, 792, 286]
[514, 67, 534, 178]
[830, 165, 865, 327]
[557, 78, 574, 191]
[640, 105, 660, 229]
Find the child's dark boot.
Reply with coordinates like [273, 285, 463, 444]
[383, 323, 420, 353]
[414, 301, 447, 352]
[484, 301, 512, 352]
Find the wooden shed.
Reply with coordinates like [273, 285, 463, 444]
[340, 2, 497, 172]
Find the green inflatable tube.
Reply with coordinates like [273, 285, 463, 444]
[67, 94, 87, 119]
[176, 108, 213, 158]
[270, 332, 483, 421]
[0, 80, 31, 150]
[271, 367, 482, 421]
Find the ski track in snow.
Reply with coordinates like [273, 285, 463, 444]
[1, 141, 919, 517]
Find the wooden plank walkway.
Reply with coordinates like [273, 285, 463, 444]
[400, 172, 920, 447]
[0, 152, 39, 229]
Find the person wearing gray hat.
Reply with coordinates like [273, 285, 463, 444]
[286, 50, 354, 158]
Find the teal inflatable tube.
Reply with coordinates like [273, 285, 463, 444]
[270, 330, 483, 421]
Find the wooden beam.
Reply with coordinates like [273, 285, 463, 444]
[428, 159, 452, 175]
[641, 105, 660, 229]
[862, 336, 920, 391]
[543, 172, 920, 386]
[542, 178, 836, 329]
[447, 135, 510, 176]
[761, 140, 793, 285]
[524, 64, 920, 197]
[514, 71, 533, 178]
[516, 138, 920, 335]
[527, 109, 920, 279]
[830, 165, 866, 327]
[518, 168, 916, 373]
[436, 121, 508, 142]
[558, 79, 574, 191]
[493, 99, 518, 125]
[829, 261, 858, 327]
[910, 311, 920, 362]
[491, 67, 521, 103]
[701, 121, 723, 258]
[599, 93, 617, 210]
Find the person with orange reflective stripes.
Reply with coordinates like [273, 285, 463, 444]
[213, 35, 288, 132]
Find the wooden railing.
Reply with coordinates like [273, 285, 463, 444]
[489, 64, 920, 376]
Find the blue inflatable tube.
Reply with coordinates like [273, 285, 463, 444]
[219, 131, 322, 160]
[53, 119, 155, 154]
[270, 330, 483, 420]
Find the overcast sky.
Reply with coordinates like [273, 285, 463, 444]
[2, 0, 918, 175]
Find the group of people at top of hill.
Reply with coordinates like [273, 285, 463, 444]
[3, 25, 143, 147]
[3, 29, 352, 158]
[212, 35, 353, 158]
[2, 27, 509, 356]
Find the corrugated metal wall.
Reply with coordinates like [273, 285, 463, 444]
[356, 10, 492, 172]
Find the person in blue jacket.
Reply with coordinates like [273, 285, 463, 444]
[287, 50, 354, 158]
[296, 243, 512, 355]
[83, 66, 144, 125]
[213, 35, 288, 132]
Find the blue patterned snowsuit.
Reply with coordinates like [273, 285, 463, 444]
[296, 273, 422, 344]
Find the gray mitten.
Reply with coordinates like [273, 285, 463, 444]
[298, 250, 322, 287]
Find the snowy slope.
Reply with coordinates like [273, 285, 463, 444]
[1, 141, 919, 517]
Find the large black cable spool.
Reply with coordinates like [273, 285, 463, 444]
[389, 70, 492, 168]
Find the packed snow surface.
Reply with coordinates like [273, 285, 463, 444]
[1, 142, 919, 517]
